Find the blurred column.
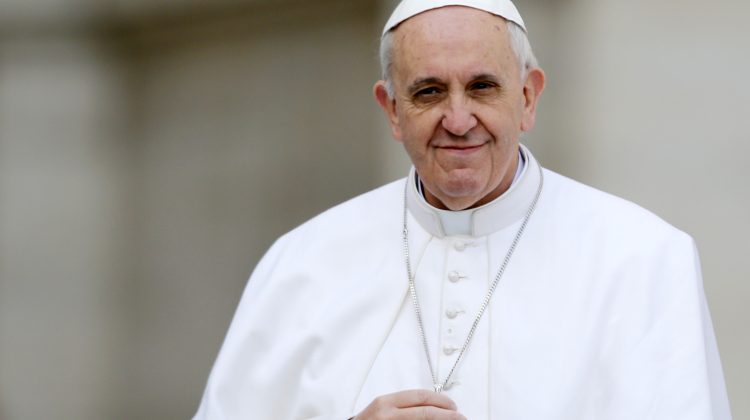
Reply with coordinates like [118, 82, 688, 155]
[121, 1, 383, 417]
[0, 34, 129, 420]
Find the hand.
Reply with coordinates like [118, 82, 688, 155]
[353, 389, 466, 420]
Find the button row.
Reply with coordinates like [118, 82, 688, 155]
[441, 239, 474, 393]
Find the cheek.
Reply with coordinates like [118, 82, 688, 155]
[400, 138, 428, 164]
[399, 113, 440, 148]
[479, 108, 522, 142]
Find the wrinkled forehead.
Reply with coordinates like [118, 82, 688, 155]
[391, 6, 513, 56]
[382, 0, 526, 36]
[389, 8, 519, 82]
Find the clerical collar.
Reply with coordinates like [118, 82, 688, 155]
[406, 144, 543, 238]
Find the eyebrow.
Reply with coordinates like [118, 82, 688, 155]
[470, 73, 502, 85]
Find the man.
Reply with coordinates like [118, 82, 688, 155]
[194, 0, 732, 419]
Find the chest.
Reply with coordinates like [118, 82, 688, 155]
[353, 234, 609, 419]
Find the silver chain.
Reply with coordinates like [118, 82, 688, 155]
[402, 165, 544, 393]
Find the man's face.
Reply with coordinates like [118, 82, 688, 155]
[375, 6, 544, 211]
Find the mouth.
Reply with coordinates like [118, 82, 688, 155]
[436, 142, 488, 155]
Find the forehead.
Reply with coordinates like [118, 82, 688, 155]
[391, 6, 516, 79]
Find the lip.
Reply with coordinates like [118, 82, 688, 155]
[436, 142, 487, 154]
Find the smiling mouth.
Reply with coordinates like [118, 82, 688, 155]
[437, 142, 487, 154]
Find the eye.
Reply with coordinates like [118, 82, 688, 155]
[410, 86, 445, 104]
[415, 86, 441, 97]
[471, 81, 495, 91]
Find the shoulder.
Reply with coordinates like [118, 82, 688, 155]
[269, 178, 406, 260]
[540, 168, 694, 252]
[532, 169, 702, 308]
[287, 177, 404, 236]
[241, 177, 407, 311]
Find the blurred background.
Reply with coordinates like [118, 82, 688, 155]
[0, 0, 747, 418]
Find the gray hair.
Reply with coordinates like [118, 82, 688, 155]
[379, 19, 538, 98]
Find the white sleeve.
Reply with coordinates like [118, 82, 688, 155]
[602, 235, 732, 420]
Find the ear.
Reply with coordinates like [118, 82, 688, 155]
[520, 67, 546, 132]
[373, 80, 403, 141]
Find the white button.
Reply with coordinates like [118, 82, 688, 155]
[445, 309, 464, 319]
[453, 241, 467, 251]
[447, 271, 464, 283]
[443, 346, 458, 355]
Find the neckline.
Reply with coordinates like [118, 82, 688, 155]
[406, 144, 542, 238]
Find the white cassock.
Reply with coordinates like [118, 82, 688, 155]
[194, 145, 732, 420]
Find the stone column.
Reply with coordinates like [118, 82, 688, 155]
[0, 33, 129, 420]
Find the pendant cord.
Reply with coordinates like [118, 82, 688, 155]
[402, 164, 544, 393]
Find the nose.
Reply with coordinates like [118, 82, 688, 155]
[441, 95, 477, 136]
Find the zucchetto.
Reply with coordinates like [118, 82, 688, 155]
[383, 0, 527, 35]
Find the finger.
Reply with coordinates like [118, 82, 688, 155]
[395, 405, 467, 420]
[384, 389, 458, 410]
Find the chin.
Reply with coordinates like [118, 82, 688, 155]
[442, 198, 480, 211]
[443, 175, 484, 196]
[436, 184, 486, 210]
[421, 167, 491, 209]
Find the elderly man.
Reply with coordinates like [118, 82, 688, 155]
[194, 0, 732, 419]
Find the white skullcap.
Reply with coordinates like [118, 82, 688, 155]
[382, 0, 526, 36]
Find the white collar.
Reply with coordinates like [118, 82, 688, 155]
[406, 144, 542, 238]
